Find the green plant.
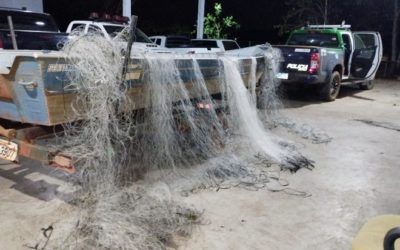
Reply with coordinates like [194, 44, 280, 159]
[204, 3, 239, 39]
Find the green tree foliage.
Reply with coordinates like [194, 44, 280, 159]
[204, 3, 239, 39]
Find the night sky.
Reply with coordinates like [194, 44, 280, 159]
[43, 0, 392, 51]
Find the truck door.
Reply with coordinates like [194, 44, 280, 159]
[350, 32, 382, 80]
[341, 33, 353, 76]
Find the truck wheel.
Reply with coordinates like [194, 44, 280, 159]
[359, 80, 374, 90]
[320, 71, 341, 102]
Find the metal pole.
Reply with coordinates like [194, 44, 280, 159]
[197, 0, 205, 39]
[324, 0, 328, 25]
[123, 0, 132, 20]
[7, 16, 18, 50]
[122, 16, 138, 83]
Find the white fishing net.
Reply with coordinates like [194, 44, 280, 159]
[48, 27, 326, 249]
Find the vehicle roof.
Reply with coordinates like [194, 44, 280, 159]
[0, 7, 51, 16]
[149, 35, 188, 38]
[191, 39, 236, 42]
[69, 20, 126, 26]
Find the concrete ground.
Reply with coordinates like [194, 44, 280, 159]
[0, 79, 399, 249]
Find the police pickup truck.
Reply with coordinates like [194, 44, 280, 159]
[275, 24, 382, 101]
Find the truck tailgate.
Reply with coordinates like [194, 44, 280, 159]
[274, 45, 319, 79]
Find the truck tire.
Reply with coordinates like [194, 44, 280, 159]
[320, 71, 341, 102]
[359, 80, 374, 90]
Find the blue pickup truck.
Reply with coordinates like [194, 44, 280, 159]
[275, 24, 383, 101]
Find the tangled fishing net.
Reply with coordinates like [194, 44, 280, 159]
[256, 45, 332, 144]
[46, 24, 329, 249]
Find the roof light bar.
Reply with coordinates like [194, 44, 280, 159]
[88, 12, 130, 23]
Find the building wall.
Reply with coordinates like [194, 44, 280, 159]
[0, 0, 43, 13]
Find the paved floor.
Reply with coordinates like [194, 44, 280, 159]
[182, 80, 400, 249]
[0, 79, 399, 249]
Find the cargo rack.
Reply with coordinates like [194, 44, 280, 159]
[303, 22, 351, 30]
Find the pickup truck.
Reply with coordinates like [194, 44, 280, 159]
[0, 8, 70, 74]
[0, 7, 68, 50]
[66, 19, 160, 52]
[275, 24, 383, 101]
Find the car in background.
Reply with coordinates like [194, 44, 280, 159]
[0, 7, 68, 51]
[66, 15, 160, 52]
[0, 7, 70, 74]
[149, 35, 191, 48]
[190, 39, 241, 52]
[149, 36, 241, 54]
[274, 24, 383, 101]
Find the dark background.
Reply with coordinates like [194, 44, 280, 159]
[43, 0, 392, 54]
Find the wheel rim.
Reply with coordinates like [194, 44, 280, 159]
[330, 76, 340, 96]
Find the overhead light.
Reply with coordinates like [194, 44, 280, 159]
[102, 13, 111, 20]
[89, 12, 99, 20]
[35, 21, 45, 26]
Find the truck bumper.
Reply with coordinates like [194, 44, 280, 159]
[281, 72, 328, 85]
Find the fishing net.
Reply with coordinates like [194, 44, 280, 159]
[49, 25, 324, 249]
[254, 44, 331, 144]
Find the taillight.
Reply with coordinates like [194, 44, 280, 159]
[196, 102, 213, 110]
[309, 52, 320, 74]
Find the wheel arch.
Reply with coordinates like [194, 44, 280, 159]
[332, 64, 343, 78]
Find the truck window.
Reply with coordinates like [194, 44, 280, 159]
[104, 25, 152, 43]
[165, 37, 191, 48]
[0, 11, 58, 32]
[190, 40, 218, 48]
[134, 29, 153, 43]
[354, 35, 366, 49]
[222, 41, 240, 50]
[103, 25, 124, 38]
[287, 33, 339, 48]
[155, 39, 162, 45]
[69, 23, 85, 33]
[354, 34, 371, 49]
[88, 25, 104, 36]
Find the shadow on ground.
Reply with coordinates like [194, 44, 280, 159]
[281, 83, 375, 108]
[0, 158, 77, 203]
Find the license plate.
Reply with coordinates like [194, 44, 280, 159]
[277, 73, 289, 80]
[0, 139, 18, 162]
